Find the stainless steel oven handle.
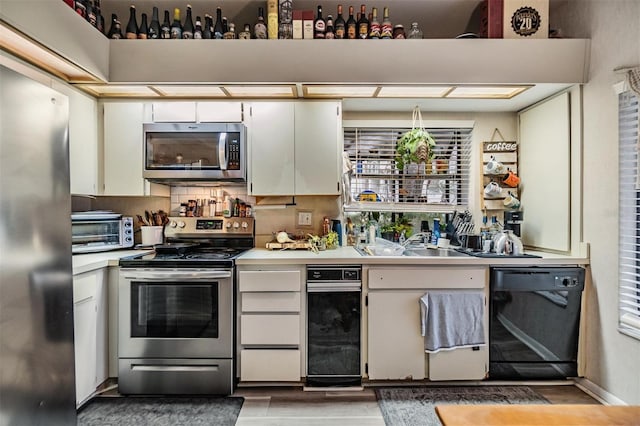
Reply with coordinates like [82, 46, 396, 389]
[132, 365, 220, 372]
[121, 270, 232, 280]
[307, 282, 362, 292]
[219, 132, 228, 170]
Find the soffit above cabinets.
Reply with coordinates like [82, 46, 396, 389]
[0, 1, 590, 112]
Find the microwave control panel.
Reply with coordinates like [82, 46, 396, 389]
[228, 137, 240, 170]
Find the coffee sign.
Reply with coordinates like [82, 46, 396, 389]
[484, 141, 518, 152]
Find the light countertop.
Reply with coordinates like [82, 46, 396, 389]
[72, 249, 154, 275]
[236, 246, 589, 266]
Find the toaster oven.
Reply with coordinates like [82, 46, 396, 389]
[71, 212, 134, 254]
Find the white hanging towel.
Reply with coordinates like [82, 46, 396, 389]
[420, 291, 486, 353]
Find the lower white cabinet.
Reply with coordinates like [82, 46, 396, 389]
[367, 267, 488, 381]
[73, 268, 107, 406]
[237, 267, 303, 382]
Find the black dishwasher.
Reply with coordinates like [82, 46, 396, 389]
[306, 265, 361, 387]
[489, 267, 585, 379]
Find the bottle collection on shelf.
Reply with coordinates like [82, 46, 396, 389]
[64, 1, 424, 40]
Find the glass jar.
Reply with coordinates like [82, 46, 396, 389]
[408, 22, 423, 39]
[392, 24, 405, 39]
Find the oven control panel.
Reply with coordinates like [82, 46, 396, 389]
[165, 217, 254, 236]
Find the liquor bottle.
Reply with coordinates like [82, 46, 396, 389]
[171, 8, 182, 39]
[95, 0, 105, 33]
[224, 22, 236, 39]
[334, 4, 345, 39]
[138, 13, 148, 39]
[408, 22, 423, 39]
[125, 5, 138, 39]
[160, 10, 171, 39]
[238, 23, 252, 39]
[74, 0, 87, 19]
[182, 5, 194, 39]
[148, 7, 160, 39]
[213, 7, 224, 39]
[63, 0, 74, 9]
[106, 13, 123, 39]
[380, 6, 392, 39]
[325, 15, 335, 39]
[254, 7, 267, 39]
[357, 4, 369, 39]
[203, 15, 212, 39]
[267, 0, 278, 39]
[368, 7, 380, 39]
[194, 16, 203, 38]
[345, 5, 356, 39]
[86, 0, 97, 28]
[314, 5, 326, 39]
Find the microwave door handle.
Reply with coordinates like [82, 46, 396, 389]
[219, 132, 228, 170]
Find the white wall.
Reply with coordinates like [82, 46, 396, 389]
[554, 0, 640, 404]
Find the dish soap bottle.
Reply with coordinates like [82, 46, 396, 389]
[430, 218, 440, 246]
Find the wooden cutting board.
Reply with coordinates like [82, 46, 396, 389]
[265, 241, 311, 250]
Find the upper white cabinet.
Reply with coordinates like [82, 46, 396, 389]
[52, 81, 99, 195]
[198, 102, 243, 122]
[247, 102, 295, 196]
[294, 101, 342, 195]
[152, 102, 197, 122]
[247, 101, 341, 196]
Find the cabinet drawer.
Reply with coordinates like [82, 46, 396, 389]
[239, 270, 301, 292]
[241, 292, 300, 313]
[241, 314, 300, 345]
[240, 349, 301, 382]
[369, 268, 486, 289]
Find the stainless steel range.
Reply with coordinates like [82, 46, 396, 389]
[118, 217, 254, 395]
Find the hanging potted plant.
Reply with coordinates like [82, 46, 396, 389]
[396, 107, 436, 197]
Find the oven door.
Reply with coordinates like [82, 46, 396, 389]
[143, 123, 245, 182]
[119, 268, 233, 359]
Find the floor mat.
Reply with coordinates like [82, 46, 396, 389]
[77, 396, 244, 426]
[375, 386, 548, 426]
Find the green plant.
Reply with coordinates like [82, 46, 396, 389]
[324, 231, 339, 249]
[396, 128, 436, 171]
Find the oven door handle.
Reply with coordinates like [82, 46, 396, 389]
[307, 282, 361, 292]
[121, 270, 232, 281]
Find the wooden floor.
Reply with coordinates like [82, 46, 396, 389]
[232, 383, 600, 425]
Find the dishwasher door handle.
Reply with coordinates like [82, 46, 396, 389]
[307, 282, 361, 292]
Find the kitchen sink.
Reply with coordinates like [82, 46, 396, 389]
[403, 247, 471, 257]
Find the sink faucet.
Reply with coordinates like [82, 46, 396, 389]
[402, 232, 431, 248]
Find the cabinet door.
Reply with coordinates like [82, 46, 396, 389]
[94, 269, 108, 386]
[52, 82, 99, 195]
[368, 291, 426, 380]
[240, 349, 301, 382]
[73, 271, 99, 406]
[247, 102, 295, 195]
[294, 101, 342, 195]
[197, 102, 243, 122]
[103, 102, 145, 195]
[152, 102, 196, 122]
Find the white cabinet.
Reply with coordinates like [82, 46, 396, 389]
[102, 102, 169, 196]
[247, 101, 342, 196]
[197, 102, 243, 122]
[294, 101, 342, 195]
[237, 268, 303, 382]
[152, 102, 197, 122]
[73, 268, 107, 407]
[247, 102, 295, 195]
[367, 267, 488, 381]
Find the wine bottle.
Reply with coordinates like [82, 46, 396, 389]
[63, 0, 74, 9]
[148, 7, 160, 39]
[238, 23, 252, 39]
[86, 0, 97, 28]
[314, 5, 325, 39]
[345, 5, 356, 39]
[107, 13, 123, 39]
[160, 10, 171, 39]
[325, 15, 335, 39]
[224, 21, 236, 39]
[202, 14, 212, 39]
[125, 5, 138, 39]
[254, 7, 267, 39]
[369, 7, 380, 39]
[334, 5, 345, 39]
[380, 6, 392, 39]
[357, 4, 369, 39]
[182, 5, 194, 39]
[95, 0, 105, 33]
[194, 16, 203, 39]
[213, 7, 223, 39]
[74, 0, 87, 19]
[267, 0, 278, 39]
[171, 8, 182, 39]
[138, 13, 148, 39]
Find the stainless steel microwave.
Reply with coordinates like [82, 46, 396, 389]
[71, 212, 134, 254]
[143, 122, 246, 183]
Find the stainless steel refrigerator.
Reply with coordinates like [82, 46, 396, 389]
[0, 64, 76, 424]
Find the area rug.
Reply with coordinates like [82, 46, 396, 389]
[375, 386, 548, 426]
[77, 396, 244, 426]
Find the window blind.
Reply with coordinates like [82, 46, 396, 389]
[618, 90, 640, 339]
[343, 126, 472, 212]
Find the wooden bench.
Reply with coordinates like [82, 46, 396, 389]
[435, 404, 640, 425]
